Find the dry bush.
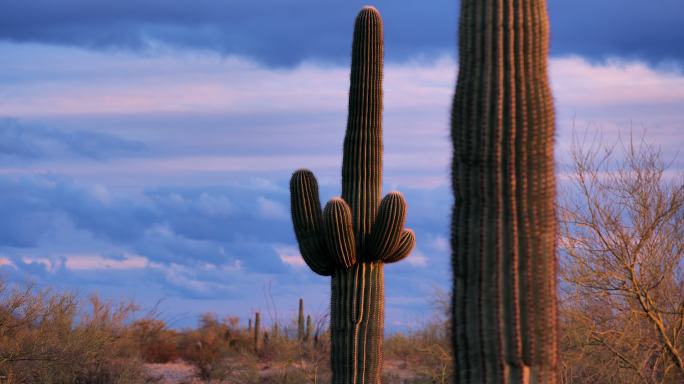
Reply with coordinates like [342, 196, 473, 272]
[0, 281, 146, 384]
[250, 318, 330, 384]
[131, 318, 181, 363]
[384, 321, 452, 384]
[560, 133, 684, 383]
[298, 329, 332, 384]
[178, 313, 257, 382]
[384, 289, 453, 384]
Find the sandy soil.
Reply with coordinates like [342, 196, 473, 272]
[145, 362, 198, 384]
[145, 360, 419, 383]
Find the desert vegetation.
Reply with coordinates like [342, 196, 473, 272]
[0, 286, 451, 384]
[559, 134, 684, 383]
[1, 1, 680, 384]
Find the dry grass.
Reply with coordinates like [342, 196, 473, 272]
[0, 281, 146, 384]
[0, 279, 454, 383]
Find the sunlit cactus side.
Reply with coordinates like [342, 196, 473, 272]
[451, 0, 558, 383]
[290, 6, 415, 383]
[298, 298, 305, 341]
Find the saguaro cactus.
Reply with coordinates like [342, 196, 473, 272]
[253, 312, 261, 352]
[305, 314, 313, 342]
[290, 6, 415, 383]
[451, 0, 558, 383]
[298, 298, 305, 341]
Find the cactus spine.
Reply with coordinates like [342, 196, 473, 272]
[298, 298, 305, 341]
[451, 0, 558, 383]
[290, 6, 415, 383]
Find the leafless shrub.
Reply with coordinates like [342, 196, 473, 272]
[0, 281, 146, 384]
[559, 132, 684, 383]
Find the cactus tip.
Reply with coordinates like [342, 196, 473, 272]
[359, 5, 381, 19]
[293, 168, 312, 177]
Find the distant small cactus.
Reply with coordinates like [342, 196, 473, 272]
[253, 312, 261, 352]
[305, 314, 313, 342]
[297, 298, 305, 341]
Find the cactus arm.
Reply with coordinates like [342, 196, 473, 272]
[382, 229, 415, 264]
[290, 169, 333, 276]
[368, 192, 407, 260]
[323, 198, 357, 268]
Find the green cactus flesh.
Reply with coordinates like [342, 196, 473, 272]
[290, 6, 415, 383]
[451, 0, 558, 383]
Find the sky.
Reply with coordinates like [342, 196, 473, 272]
[1, 1, 683, 330]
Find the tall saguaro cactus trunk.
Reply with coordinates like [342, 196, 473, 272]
[290, 7, 415, 384]
[451, 0, 558, 383]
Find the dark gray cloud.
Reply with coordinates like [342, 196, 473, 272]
[0, 1, 680, 67]
[0, 118, 145, 161]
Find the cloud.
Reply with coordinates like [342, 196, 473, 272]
[2, 47, 681, 189]
[551, 57, 684, 107]
[0, 118, 144, 161]
[0, 1, 681, 67]
[0, 258, 15, 268]
[404, 249, 428, 267]
[64, 253, 149, 270]
[275, 245, 305, 267]
[426, 235, 449, 253]
[257, 197, 288, 221]
[0, 1, 455, 67]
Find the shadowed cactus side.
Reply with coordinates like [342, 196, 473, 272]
[290, 6, 415, 383]
[451, 0, 559, 383]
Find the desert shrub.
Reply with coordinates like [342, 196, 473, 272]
[384, 289, 452, 384]
[249, 324, 329, 384]
[384, 321, 452, 384]
[178, 313, 256, 381]
[299, 329, 332, 384]
[0, 282, 146, 384]
[131, 318, 180, 363]
[559, 135, 684, 383]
